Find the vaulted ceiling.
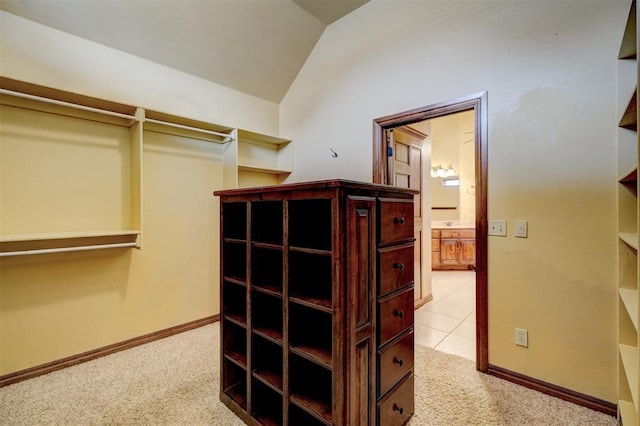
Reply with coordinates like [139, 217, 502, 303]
[1, 0, 369, 103]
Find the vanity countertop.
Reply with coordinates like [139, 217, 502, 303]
[431, 221, 475, 229]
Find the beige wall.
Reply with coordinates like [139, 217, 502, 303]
[280, 0, 623, 402]
[0, 11, 280, 374]
[430, 111, 475, 223]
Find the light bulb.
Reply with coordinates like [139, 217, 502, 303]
[446, 165, 455, 177]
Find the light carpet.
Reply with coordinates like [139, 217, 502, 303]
[0, 323, 617, 425]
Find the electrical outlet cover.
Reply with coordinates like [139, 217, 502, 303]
[488, 220, 507, 236]
[515, 220, 528, 238]
[515, 328, 528, 347]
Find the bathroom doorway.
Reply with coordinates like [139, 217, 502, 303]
[372, 92, 488, 372]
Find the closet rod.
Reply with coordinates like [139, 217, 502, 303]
[144, 118, 235, 141]
[0, 242, 138, 257]
[0, 89, 138, 121]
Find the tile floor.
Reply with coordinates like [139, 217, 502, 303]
[414, 270, 476, 361]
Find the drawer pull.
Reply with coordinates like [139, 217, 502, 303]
[393, 403, 404, 415]
[393, 262, 405, 271]
[393, 217, 406, 225]
[393, 309, 405, 319]
[393, 356, 404, 367]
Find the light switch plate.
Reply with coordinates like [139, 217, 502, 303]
[515, 220, 528, 238]
[488, 220, 507, 236]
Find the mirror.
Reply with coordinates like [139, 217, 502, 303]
[431, 177, 459, 219]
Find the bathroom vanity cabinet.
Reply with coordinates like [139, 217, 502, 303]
[431, 228, 476, 270]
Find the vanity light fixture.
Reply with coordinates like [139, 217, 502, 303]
[430, 164, 456, 178]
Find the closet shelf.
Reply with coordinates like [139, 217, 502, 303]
[619, 166, 638, 186]
[0, 230, 140, 257]
[619, 0, 637, 59]
[0, 77, 138, 127]
[620, 288, 639, 331]
[619, 400, 638, 426]
[619, 89, 638, 131]
[237, 129, 290, 146]
[620, 343, 639, 410]
[144, 110, 235, 143]
[620, 233, 639, 251]
[237, 164, 292, 175]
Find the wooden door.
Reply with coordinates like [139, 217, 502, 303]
[388, 127, 425, 304]
[439, 239, 459, 266]
[372, 93, 489, 372]
[459, 239, 476, 266]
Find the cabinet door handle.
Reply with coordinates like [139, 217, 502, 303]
[393, 262, 405, 271]
[393, 403, 404, 415]
[393, 309, 405, 318]
[393, 216, 405, 224]
[393, 356, 404, 367]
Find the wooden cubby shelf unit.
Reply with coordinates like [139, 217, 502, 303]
[216, 180, 417, 426]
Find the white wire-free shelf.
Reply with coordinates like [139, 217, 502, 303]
[0, 230, 141, 257]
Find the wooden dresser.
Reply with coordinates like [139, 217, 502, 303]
[215, 179, 417, 426]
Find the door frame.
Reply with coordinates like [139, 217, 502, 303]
[372, 92, 488, 372]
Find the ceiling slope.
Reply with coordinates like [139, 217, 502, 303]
[1, 0, 369, 103]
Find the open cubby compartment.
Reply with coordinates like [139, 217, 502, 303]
[619, 339, 639, 412]
[251, 245, 283, 294]
[251, 377, 284, 426]
[619, 180, 638, 232]
[618, 0, 637, 59]
[252, 291, 283, 343]
[620, 167, 639, 197]
[223, 320, 248, 367]
[289, 404, 327, 426]
[288, 198, 333, 251]
[238, 169, 285, 189]
[251, 201, 283, 245]
[223, 241, 247, 282]
[289, 303, 332, 367]
[223, 202, 247, 240]
[620, 294, 639, 348]
[237, 129, 292, 174]
[223, 359, 248, 410]
[619, 239, 638, 290]
[620, 89, 638, 131]
[252, 334, 284, 392]
[223, 280, 247, 326]
[289, 251, 333, 310]
[619, 365, 636, 425]
[289, 353, 333, 424]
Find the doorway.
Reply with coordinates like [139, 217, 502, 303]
[372, 92, 488, 372]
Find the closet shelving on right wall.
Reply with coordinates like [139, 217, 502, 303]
[617, 1, 639, 424]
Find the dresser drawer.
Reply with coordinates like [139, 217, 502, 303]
[440, 229, 475, 239]
[379, 199, 414, 246]
[377, 373, 414, 426]
[378, 329, 414, 397]
[378, 243, 414, 296]
[378, 287, 414, 346]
